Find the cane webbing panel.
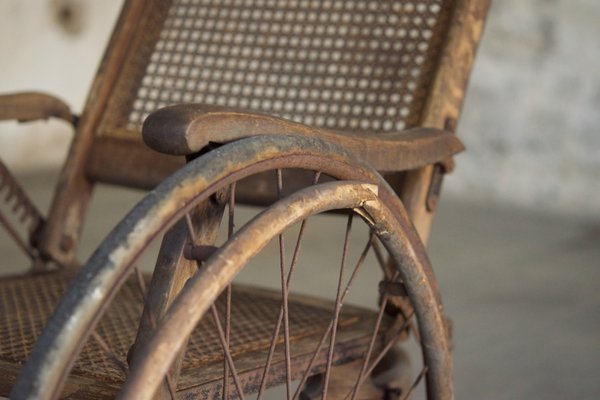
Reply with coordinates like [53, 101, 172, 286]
[0, 271, 375, 393]
[99, 0, 454, 142]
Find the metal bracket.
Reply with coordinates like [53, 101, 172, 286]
[0, 159, 45, 263]
[425, 116, 458, 212]
[183, 244, 218, 263]
[379, 280, 409, 298]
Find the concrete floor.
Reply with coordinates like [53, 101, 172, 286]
[1, 170, 599, 399]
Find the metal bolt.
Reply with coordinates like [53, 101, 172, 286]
[210, 188, 229, 206]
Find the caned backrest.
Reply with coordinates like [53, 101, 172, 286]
[107, 0, 453, 136]
[43, 0, 489, 264]
[81, 0, 483, 189]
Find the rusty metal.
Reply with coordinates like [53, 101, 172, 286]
[361, 191, 453, 399]
[380, 281, 409, 298]
[0, 159, 45, 261]
[257, 179, 318, 399]
[322, 214, 354, 399]
[363, 311, 416, 384]
[10, 136, 391, 399]
[402, 366, 429, 400]
[3, 0, 492, 397]
[223, 182, 236, 400]
[350, 271, 397, 400]
[121, 181, 384, 399]
[292, 234, 374, 400]
[119, 180, 451, 399]
[10, 136, 448, 399]
[91, 332, 129, 375]
[210, 304, 246, 399]
[274, 169, 294, 399]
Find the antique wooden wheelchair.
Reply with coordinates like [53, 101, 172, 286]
[0, 0, 489, 398]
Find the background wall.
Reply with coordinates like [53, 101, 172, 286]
[0, 0, 123, 168]
[1, 0, 598, 216]
[447, 0, 600, 216]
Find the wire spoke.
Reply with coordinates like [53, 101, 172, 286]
[343, 310, 416, 400]
[184, 212, 197, 243]
[312, 171, 322, 185]
[91, 268, 178, 398]
[350, 295, 392, 398]
[257, 217, 311, 398]
[91, 332, 128, 375]
[223, 183, 236, 399]
[257, 171, 322, 398]
[133, 265, 147, 300]
[348, 269, 400, 399]
[273, 169, 293, 399]
[211, 304, 246, 400]
[401, 365, 428, 400]
[364, 311, 415, 380]
[292, 231, 373, 400]
[322, 214, 353, 399]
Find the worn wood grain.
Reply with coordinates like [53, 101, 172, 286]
[0, 92, 75, 124]
[400, 0, 492, 243]
[142, 104, 464, 173]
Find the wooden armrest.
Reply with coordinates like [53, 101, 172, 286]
[0, 92, 76, 125]
[142, 104, 464, 172]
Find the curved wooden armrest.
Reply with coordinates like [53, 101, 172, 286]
[143, 104, 464, 172]
[0, 92, 77, 125]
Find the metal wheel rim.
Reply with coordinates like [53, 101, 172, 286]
[12, 135, 450, 400]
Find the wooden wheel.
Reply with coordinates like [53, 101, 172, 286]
[11, 136, 451, 400]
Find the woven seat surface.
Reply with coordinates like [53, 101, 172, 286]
[0, 271, 383, 397]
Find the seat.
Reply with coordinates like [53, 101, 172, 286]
[0, 272, 387, 398]
[0, 0, 490, 399]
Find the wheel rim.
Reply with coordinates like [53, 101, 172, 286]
[121, 180, 451, 400]
[12, 135, 450, 400]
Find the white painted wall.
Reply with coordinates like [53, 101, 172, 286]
[1, 0, 598, 216]
[0, 0, 123, 169]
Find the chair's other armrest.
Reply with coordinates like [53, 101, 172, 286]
[0, 92, 77, 125]
[143, 104, 464, 172]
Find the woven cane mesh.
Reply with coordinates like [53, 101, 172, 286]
[0, 272, 353, 386]
[99, 0, 453, 140]
[0, 272, 144, 383]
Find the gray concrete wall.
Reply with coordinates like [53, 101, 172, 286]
[446, 0, 600, 216]
[1, 0, 598, 216]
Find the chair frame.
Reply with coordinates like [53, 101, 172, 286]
[29, 0, 489, 270]
[0, 0, 490, 398]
